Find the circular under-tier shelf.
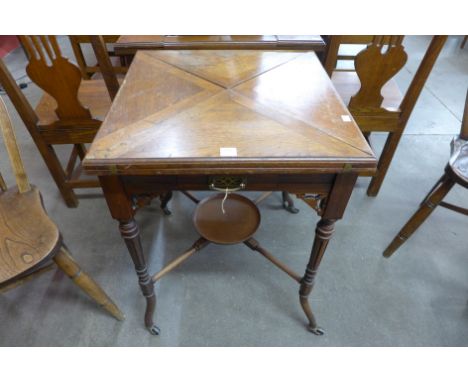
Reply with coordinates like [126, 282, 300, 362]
[193, 193, 260, 245]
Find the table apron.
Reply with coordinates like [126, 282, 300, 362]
[121, 174, 335, 195]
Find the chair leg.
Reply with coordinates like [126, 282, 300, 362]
[43, 144, 79, 207]
[420, 174, 445, 205]
[53, 246, 124, 321]
[367, 132, 404, 197]
[159, 191, 173, 215]
[383, 174, 455, 258]
[282, 191, 299, 214]
[75, 143, 87, 160]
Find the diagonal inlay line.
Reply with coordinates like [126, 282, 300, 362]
[89, 89, 223, 158]
[93, 91, 372, 161]
[230, 90, 374, 158]
[147, 51, 304, 89]
[232, 53, 374, 157]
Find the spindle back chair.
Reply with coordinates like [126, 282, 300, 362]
[384, 90, 468, 257]
[0, 96, 123, 320]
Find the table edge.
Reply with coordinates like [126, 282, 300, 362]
[83, 156, 377, 176]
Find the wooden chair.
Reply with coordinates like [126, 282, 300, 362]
[0, 35, 115, 207]
[0, 96, 124, 321]
[331, 35, 447, 196]
[69, 35, 127, 79]
[384, 90, 468, 257]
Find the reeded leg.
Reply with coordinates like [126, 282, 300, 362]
[54, 246, 124, 321]
[282, 191, 299, 214]
[383, 175, 455, 257]
[119, 219, 160, 335]
[299, 218, 335, 335]
[160, 191, 173, 215]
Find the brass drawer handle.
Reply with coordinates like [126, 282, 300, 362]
[209, 176, 246, 193]
[209, 183, 245, 193]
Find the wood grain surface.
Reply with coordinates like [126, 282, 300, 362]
[84, 50, 376, 176]
[0, 186, 60, 283]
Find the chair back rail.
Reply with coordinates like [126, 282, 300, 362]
[90, 35, 120, 101]
[0, 59, 38, 132]
[0, 97, 31, 193]
[19, 35, 92, 121]
[398, 36, 447, 126]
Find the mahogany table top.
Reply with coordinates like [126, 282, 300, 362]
[84, 50, 376, 176]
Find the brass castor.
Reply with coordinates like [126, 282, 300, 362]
[161, 206, 172, 216]
[148, 325, 161, 335]
[308, 326, 325, 335]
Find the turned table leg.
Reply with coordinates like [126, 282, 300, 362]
[119, 219, 159, 335]
[299, 218, 335, 335]
[297, 173, 357, 335]
[99, 176, 160, 335]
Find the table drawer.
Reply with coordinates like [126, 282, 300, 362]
[122, 174, 335, 195]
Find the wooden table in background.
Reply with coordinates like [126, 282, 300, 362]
[83, 50, 376, 335]
[114, 35, 325, 65]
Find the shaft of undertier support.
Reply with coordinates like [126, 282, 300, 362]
[152, 238, 209, 283]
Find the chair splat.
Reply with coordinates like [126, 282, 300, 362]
[20, 35, 92, 121]
[349, 35, 407, 111]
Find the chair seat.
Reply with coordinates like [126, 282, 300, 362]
[0, 186, 60, 284]
[449, 140, 468, 186]
[332, 71, 403, 111]
[35, 79, 113, 126]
